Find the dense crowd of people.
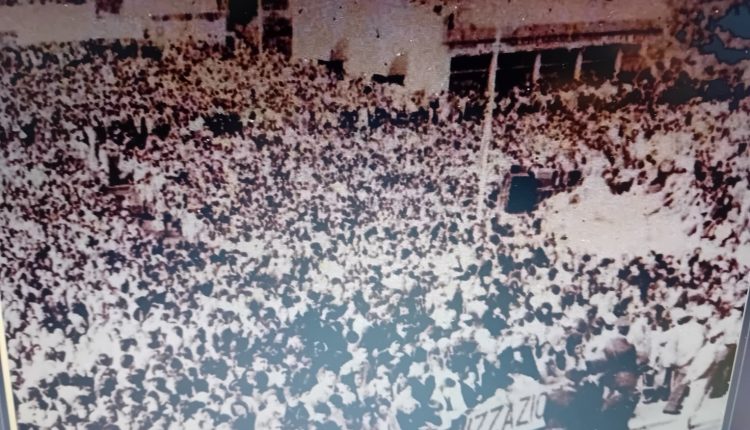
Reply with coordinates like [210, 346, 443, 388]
[1, 7, 749, 429]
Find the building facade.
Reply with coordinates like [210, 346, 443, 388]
[1, 0, 672, 94]
[291, 0, 671, 94]
[0, 0, 224, 45]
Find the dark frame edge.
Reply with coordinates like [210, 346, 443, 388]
[0, 300, 17, 430]
[721, 288, 750, 430]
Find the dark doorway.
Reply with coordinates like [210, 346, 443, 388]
[505, 174, 538, 213]
[263, 14, 292, 58]
[495, 51, 536, 95]
[580, 45, 618, 84]
[449, 54, 491, 95]
[107, 155, 133, 187]
[538, 48, 577, 87]
[318, 59, 345, 79]
[227, 0, 258, 30]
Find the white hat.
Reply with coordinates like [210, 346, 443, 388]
[692, 304, 713, 321]
[602, 312, 617, 326]
[670, 308, 688, 322]
[509, 333, 525, 349]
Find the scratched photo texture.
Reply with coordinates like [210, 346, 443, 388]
[1, 0, 750, 429]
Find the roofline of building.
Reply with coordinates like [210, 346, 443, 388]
[446, 19, 664, 49]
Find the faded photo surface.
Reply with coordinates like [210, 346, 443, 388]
[1, 0, 749, 429]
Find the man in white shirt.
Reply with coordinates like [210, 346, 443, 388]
[662, 308, 708, 415]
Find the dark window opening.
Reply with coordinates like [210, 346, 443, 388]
[263, 15, 292, 38]
[227, 0, 258, 30]
[450, 54, 492, 96]
[450, 54, 492, 72]
[538, 48, 577, 87]
[581, 45, 618, 84]
[263, 15, 292, 57]
[505, 174, 538, 213]
[495, 51, 536, 95]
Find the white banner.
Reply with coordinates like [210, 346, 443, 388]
[463, 378, 547, 430]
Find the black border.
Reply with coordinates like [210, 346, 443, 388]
[722, 290, 750, 430]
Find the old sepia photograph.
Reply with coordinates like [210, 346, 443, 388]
[1, 0, 750, 429]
